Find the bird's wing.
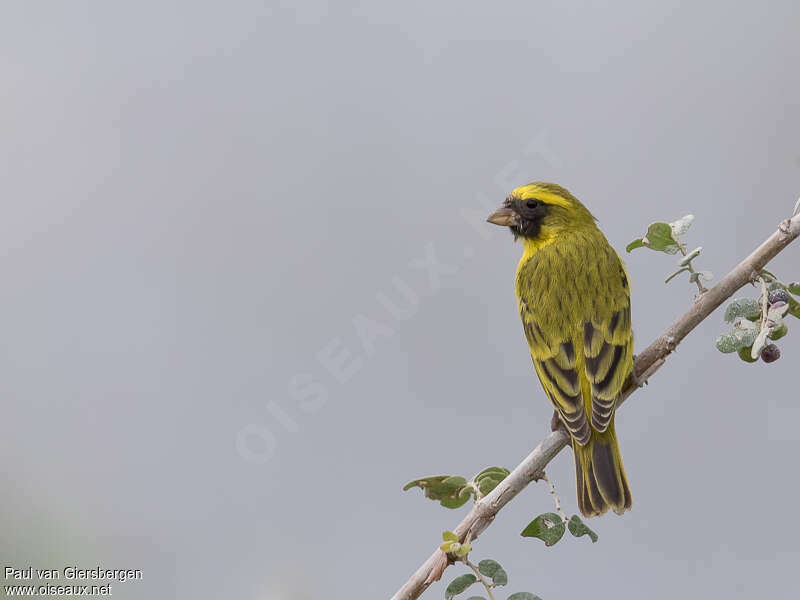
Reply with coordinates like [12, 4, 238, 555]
[583, 297, 633, 433]
[521, 251, 633, 444]
[522, 310, 591, 445]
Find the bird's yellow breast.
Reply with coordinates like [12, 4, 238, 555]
[514, 227, 629, 348]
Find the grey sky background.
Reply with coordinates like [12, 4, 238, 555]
[2, 2, 799, 599]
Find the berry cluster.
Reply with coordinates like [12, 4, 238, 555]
[717, 278, 797, 364]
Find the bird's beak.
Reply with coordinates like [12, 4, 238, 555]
[487, 205, 520, 227]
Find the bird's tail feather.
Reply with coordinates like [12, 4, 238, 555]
[574, 423, 632, 517]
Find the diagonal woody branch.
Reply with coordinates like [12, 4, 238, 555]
[392, 211, 800, 600]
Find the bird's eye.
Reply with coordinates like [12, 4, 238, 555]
[526, 199, 539, 209]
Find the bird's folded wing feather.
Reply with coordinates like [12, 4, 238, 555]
[522, 255, 633, 444]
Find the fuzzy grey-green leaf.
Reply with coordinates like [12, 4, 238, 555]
[445, 574, 477, 600]
[716, 332, 738, 353]
[724, 298, 762, 323]
[670, 214, 694, 237]
[491, 568, 508, 586]
[477, 560, 501, 577]
[716, 327, 758, 353]
[508, 594, 542, 600]
[732, 327, 758, 349]
[567, 515, 599, 542]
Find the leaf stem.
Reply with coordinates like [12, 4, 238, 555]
[757, 276, 769, 330]
[462, 557, 495, 600]
[677, 241, 708, 294]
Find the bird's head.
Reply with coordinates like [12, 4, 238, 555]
[487, 182, 596, 241]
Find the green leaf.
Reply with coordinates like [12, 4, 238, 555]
[474, 466, 510, 480]
[788, 282, 800, 295]
[641, 222, 680, 254]
[625, 238, 645, 252]
[724, 298, 762, 322]
[520, 512, 566, 546]
[769, 323, 788, 340]
[445, 574, 477, 600]
[508, 594, 542, 600]
[404, 475, 473, 508]
[738, 346, 758, 363]
[464, 597, 487, 600]
[476, 477, 499, 496]
[440, 491, 472, 509]
[403, 475, 449, 492]
[472, 467, 509, 498]
[491, 568, 508, 586]
[442, 530, 458, 542]
[441, 476, 468, 491]
[477, 560, 502, 577]
[567, 515, 599, 542]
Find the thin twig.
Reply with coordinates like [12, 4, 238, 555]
[462, 558, 495, 600]
[391, 212, 800, 600]
[540, 472, 567, 523]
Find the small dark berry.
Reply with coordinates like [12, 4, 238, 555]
[768, 289, 790, 305]
[761, 343, 781, 363]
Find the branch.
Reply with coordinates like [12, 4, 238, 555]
[391, 212, 800, 600]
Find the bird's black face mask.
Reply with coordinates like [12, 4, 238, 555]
[487, 197, 549, 240]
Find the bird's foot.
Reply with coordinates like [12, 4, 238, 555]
[550, 411, 570, 440]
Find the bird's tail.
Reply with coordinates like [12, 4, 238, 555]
[573, 422, 632, 517]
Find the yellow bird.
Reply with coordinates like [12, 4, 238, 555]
[488, 182, 633, 517]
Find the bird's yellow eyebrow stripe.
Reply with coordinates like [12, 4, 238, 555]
[513, 189, 573, 209]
